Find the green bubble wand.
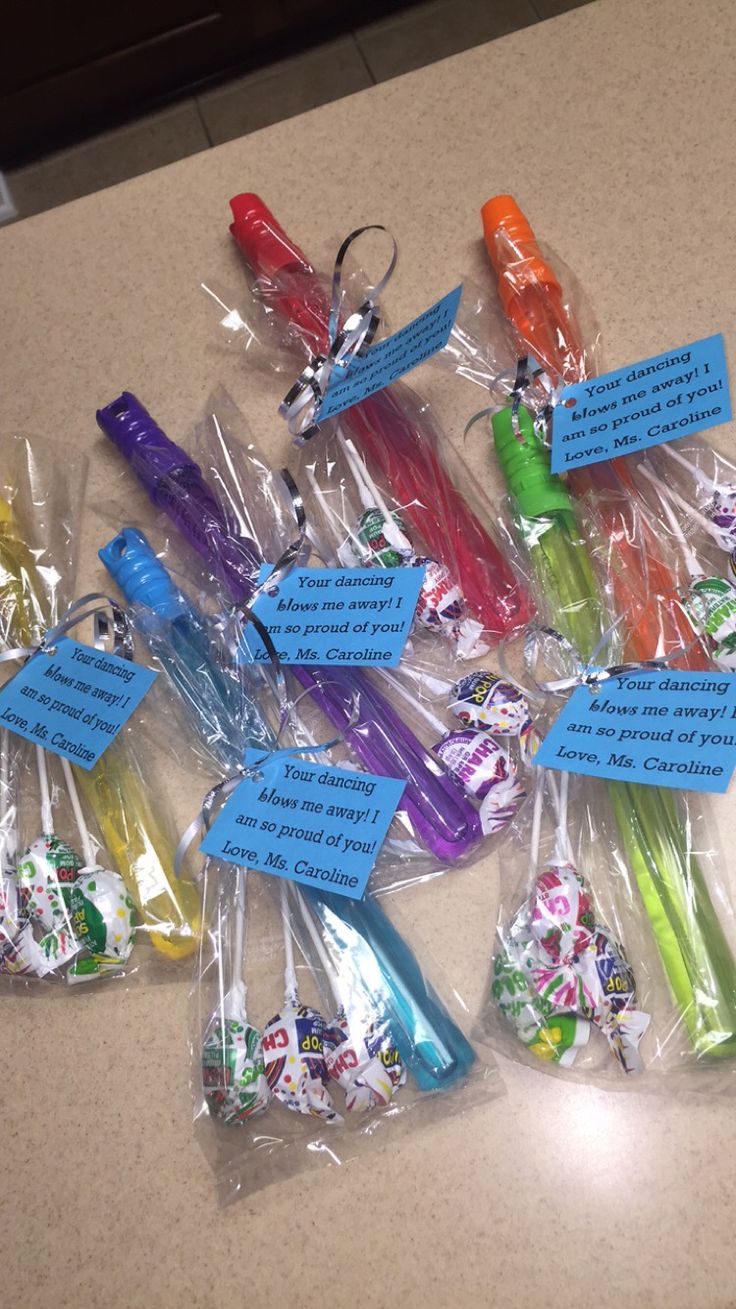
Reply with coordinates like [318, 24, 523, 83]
[491, 403, 736, 1058]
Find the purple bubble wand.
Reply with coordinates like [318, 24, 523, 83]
[97, 392, 482, 864]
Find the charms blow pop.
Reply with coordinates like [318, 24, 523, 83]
[324, 1012, 405, 1112]
[0, 731, 45, 977]
[201, 867, 270, 1124]
[530, 862, 595, 962]
[434, 729, 525, 835]
[56, 757, 136, 984]
[492, 919, 590, 1067]
[16, 747, 84, 972]
[494, 771, 650, 1074]
[296, 887, 405, 1113]
[450, 671, 532, 736]
[413, 557, 487, 658]
[262, 883, 341, 1122]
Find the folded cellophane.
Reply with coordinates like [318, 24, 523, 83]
[0, 432, 200, 986]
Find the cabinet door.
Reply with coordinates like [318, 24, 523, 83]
[1, 0, 286, 162]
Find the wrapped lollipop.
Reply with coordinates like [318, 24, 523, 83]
[380, 669, 525, 836]
[449, 670, 532, 738]
[494, 770, 650, 1074]
[639, 461, 736, 669]
[294, 886, 405, 1112]
[0, 731, 45, 976]
[15, 745, 84, 973]
[201, 866, 270, 1124]
[58, 757, 136, 984]
[262, 883, 341, 1123]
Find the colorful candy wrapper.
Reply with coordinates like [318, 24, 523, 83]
[434, 729, 525, 835]
[530, 863, 595, 961]
[16, 833, 84, 971]
[496, 859, 649, 1074]
[492, 920, 590, 1067]
[413, 557, 487, 658]
[324, 1009, 405, 1113]
[449, 671, 532, 737]
[202, 1017, 270, 1124]
[261, 882, 341, 1123]
[352, 507, 413, 569]
[680, 575, 736, 670]
[65, 867, 137, 984]
[262, 1000, 341, 1122]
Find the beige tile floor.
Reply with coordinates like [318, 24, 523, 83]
[4, 0, 591, 222]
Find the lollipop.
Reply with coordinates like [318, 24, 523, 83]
[435, 729, 525, 835]
[0, 731, 46, 977]
[380, 670, 525, 839]
[54, 757, 136, 984]
[411, 557, 486, 657]
[15, 746, 84, 972]
[492, 916, 590, 1067]
[296, 888, 405, 1112]
[201, 866, 270, 1124]
[354, 507, 411, 569]
[529, 862, 596, 962]
[262, 882, 341, 1122]
[494, 770, 649, 1073]
[449, 671, 532, 737]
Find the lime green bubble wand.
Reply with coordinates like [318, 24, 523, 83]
[491, 404, 736, 1058]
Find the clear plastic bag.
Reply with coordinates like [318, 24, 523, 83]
[487, 768, 655, 1080]
[452, 197, 736, 1078]
[634, 439, 736, 671]
[96, 385, 536, 892]
[217, 193, 533, 644]
[192, 860, 500, 1204]
[0, 433, 200, 982]
[88, 398, 503, 1203]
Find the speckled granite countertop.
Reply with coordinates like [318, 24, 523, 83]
[2, 0, 736, 1304]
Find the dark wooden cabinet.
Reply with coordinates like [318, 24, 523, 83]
[1, 1, 405, 165]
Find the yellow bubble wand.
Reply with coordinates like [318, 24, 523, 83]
[0, 491, 200, 959]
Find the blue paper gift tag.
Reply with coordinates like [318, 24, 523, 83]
[201, 751, 407, 898]
[550, 334, 731, 473]
[534, 669, 736, 792]
[241, 564, 426, 666]
[0, 637, 157, 769]
[318, 285, 462, 420]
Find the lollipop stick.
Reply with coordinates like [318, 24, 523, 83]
[340, 433, 413, 554]
[0, 728, 11, 872]
[380, 669, 448, 737]
[228, 865, 249, 1019]
[528, 766, 546, 878]
[294, 886, 340, 1006]
[280, 880, 298, 1004]
[60, 757, 96, 868]
[660, 441, 716, 493]
[644, 457, 727, 545]
[35, 744, 54, 835]
[553, 769, 573, 865]
[639, 462, 703, 578]
[305, 466, 367, 561]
